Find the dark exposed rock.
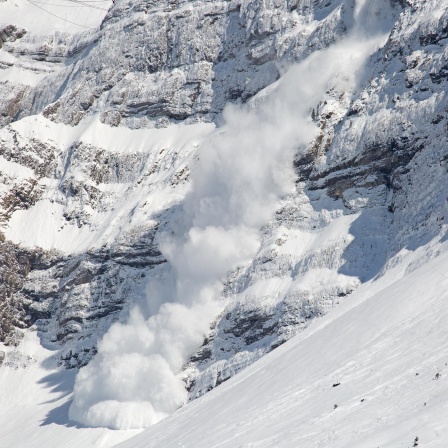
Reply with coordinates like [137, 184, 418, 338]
[430, 63, 448, 84]
[0, 25, 26, 49]
[0, 240, 32, 346]
[0, 226, 165, 367]
[306, 137, 424, 201]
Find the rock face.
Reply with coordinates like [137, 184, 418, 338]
[0, 239, 32, 346]
[6, 0, 354, 128]
[1, 0, 448, 405]
[22, 227, 165, 368]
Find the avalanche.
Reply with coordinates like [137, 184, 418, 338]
[68, 0, 396, 431]
[1, 0, 448, 446]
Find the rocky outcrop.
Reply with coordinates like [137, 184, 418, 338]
[0, 239, 31, 346]
[1, 0, 355, 128]
[0, 25, 26, 49]
[25, 226, 165, 368]
[0, 223, 165, 366]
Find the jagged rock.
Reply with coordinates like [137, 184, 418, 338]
[0, 25, 26, 49]
[1, 0, 354, 128]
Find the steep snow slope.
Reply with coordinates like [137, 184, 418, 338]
[119, 237, 448, 447]
[2, 115, 212, 252]
[67, 5, 394, 426]
[0, 0, 109, 34]
[1, 0, 394, 374]
[185, 0, 448, 400]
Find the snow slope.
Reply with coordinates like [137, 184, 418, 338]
[2, 115, 213, 253]
[0, 0, 109, 34]
[118, 237, 448, 447]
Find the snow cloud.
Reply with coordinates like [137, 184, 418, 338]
[69, 0, 394, 429]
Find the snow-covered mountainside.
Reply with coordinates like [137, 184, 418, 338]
[1, 0, 448, 445]
[118, 239, 448, 448]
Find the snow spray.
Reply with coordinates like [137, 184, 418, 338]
[69, 0, 395, 429]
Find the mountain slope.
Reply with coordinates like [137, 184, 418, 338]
[118, 238, 448, 447]
[0, 0, 448, 443]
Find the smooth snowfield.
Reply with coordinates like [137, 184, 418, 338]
[0, 332, 140, 448]
[0, 0, 109, 33]
[118, 239, 448, 448]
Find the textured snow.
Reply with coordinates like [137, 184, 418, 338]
[0, 54, 51, 87]
[3, 115, 213, 253]
[0, 154, 33, 178]
[118, 237, 448, 448]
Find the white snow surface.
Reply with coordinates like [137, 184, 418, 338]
[3, 234, 448, 448]
[117, 238, 448, 448]
[0, 0, 109, 34]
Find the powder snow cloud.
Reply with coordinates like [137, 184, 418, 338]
[69, 0, 394, 429]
